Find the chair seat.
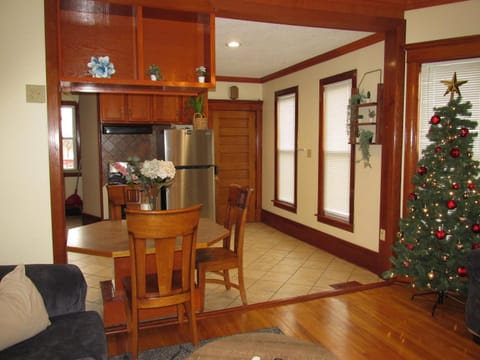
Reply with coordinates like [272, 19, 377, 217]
[196, 248, 239, 270]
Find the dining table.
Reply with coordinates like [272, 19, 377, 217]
[67, 218, 230, 331]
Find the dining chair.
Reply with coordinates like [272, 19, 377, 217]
[123, 204, 202, 359]
[195, 184, 253, 312]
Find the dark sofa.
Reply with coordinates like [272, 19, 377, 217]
[0, 264, 108, 360]
[466, 248, 480, 344]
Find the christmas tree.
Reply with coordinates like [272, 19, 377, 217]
[384, 73, 480, 297]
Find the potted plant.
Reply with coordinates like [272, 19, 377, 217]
[147, 64, 162, 81]
[188, 95, 208, 129]
[368, 109, 376, 121]
[195, 66, 207, 83]
[357, 129, 374, 168]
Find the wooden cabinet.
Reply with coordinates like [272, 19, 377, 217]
[57, 0, 215, 93]
[349, 83, 383, 144]
[152, 95, 182, 123]
[100, 94, 151, 123]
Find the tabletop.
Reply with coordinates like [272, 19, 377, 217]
[188, 333, 336, 359]
[67, 218, 229, 258]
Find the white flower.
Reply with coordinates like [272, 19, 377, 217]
[87, 56, 115, 78]
[195, 66, 206, 76]
[140, 159, 176, 183]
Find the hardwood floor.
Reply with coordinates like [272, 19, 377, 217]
[108, 281, 478, 359]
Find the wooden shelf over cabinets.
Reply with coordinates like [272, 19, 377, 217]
[57, 0, 215, 94]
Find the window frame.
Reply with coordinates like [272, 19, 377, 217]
[61, 101, 81, 177]
[404, 36, 480, 216]
[273, 86, 299, 213]
[317, 70, 356, 231]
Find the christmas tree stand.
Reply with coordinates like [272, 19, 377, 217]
[411, 290, 465, 316]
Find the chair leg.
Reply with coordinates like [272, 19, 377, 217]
[237, 266, 248, 306]
[125, 299, 139, 360]
[198, 266, 206, 313]
[186, 296, 199, 346]
[223, 269, 231, 289]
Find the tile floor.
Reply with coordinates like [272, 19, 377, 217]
[67, 218, 383, 317]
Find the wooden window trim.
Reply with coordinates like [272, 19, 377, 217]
[317, 70, 357, 232]
[273, 86, 298, 213]
[404, 35, 480, 216]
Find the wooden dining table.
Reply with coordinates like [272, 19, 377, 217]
[67, 218, 230, 331]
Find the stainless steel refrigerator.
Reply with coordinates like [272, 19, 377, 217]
[158, 128, 216, 220]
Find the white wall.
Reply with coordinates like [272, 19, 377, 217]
[262, 42, 385, 252]
[0, 0, 53, 264]
[209, 81, 263, 100]
[405, 0, 480, 44]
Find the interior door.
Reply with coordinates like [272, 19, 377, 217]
[212, 108, 258, 224]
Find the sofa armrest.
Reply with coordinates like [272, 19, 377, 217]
[0, 264, 87, 318]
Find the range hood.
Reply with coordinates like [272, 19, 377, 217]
[102, 125, 153, 135]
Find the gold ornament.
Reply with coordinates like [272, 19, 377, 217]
[427, 271, 435, 280]
[441, 72, 468, 101]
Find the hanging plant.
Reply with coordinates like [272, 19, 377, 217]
[357, 129, 374, 168]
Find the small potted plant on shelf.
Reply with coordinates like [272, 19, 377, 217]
[188, 95, 208, 129]
[368, 109, 376, 121]
[147, 64, 162, 81]
[195, 66, 207, 83]
[357, 129, 374, 168]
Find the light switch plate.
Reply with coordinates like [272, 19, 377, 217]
[26, 84, 46, 103]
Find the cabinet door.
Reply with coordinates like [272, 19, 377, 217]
[152, 95, 181, 123]
[100, 94, 127, 122]
[127, 95, 151, 122]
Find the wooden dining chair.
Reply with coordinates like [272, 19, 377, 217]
[123, 204, 202, 359]
[195, 184, 253, 312]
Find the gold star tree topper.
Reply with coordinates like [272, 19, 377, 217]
[441, 72, 468, 101]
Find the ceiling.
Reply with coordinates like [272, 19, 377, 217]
[215, 17, 373, 79]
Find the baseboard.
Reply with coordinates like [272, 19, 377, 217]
[261, 210, 382, 275]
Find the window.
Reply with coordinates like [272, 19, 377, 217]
[318, 71, 355, 231]
[61, 102, 80, 174]
[274, 87, 298, 212]
[419, 58, 480, 158]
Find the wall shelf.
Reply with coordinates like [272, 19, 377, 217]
[349, 83, 383, 144]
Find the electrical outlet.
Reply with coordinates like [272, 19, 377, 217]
[26, 84, 46, 103]
[379, 228, 386, 241]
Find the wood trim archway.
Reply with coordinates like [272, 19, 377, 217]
[45, 0, 405, 269]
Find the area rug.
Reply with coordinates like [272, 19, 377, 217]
[110, 327, 282, 360]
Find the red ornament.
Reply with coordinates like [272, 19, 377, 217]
[472, 243, 480, 249]
[446, 199, 457, 209]
[457, 266, 468, 277]
[430, 115, 441, 125]
[403, 261, 410, 268]
[468, 183, 475, 190]
[434, 146, 442, 153]
[452, 183, 460, 190]
[417, 166, 427, 175]
[436, 230, 446, 239]
[406, 243, 415, 250]
[408, 192, 418, 200]
[472, 224, 480, 233]
[450, 148, 461, 158]
[460, 128, 469, 137]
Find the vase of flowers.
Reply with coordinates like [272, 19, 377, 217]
[126, 158, 176, 210]
[147, 64, 162, 81]
[195, 66, 207, 83]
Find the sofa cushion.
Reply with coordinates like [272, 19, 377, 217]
[0, 311, 107, 360]
[0, 265, 51, 351]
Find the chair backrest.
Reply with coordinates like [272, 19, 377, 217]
[125, 205, 202, 305]
[223, 185, 253, 257]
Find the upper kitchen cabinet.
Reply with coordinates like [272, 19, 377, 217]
[100, 94, 151, 123]
[57, 0, 215, 94]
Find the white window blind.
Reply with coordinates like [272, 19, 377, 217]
[323, 79, 352, 219]
[419, 58, 480, 159]
[277, 92, 296, 204]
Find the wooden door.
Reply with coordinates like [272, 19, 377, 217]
[210, 101, 262, 224]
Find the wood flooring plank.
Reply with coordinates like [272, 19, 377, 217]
[108, 283, 479, 358]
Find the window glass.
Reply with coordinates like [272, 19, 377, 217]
[274, 87, 298, 212]
[61, 103, 79, 171]
[419, 58, 480, 159]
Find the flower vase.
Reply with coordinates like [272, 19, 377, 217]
[143, 184, 160, 210]
[198, 76, 205, 83]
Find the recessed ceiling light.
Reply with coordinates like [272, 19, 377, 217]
[226, 41, 241, 48]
